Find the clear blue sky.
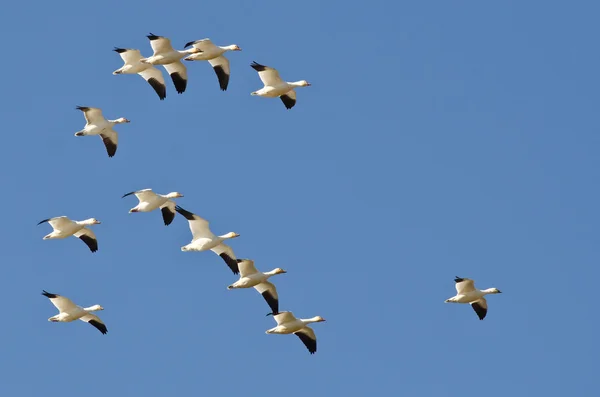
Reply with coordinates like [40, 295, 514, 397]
[0, 1, 598, 395]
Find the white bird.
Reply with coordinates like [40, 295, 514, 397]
[37, 216, 101, 253]
[112, 47, 167, 100]
[175, 205, 240, 274]
[250, 61, 311, 109]
[444, 276, 502, 320]
[183, 38, 242, 91]
[122, 188, 184, 226]
[42, 290, 107, 334]
[227, 259, 286, 314]
[74, 106, 130, 158]
[140, 33, 201, 94]
[266, 311, 326, 354]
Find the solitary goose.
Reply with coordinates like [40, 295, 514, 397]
[122, 188, 184, 226]
[140, 33, 201, 94]
[228, 259, 286, 314]
[37, 216, 101, 252]
[266, 311, 325, 354]
[183, 38, 241, 91]
[42, 290, 107, 334]
[113, 47, 167, 100]
[445, 276, 502, 320]
[74, 106, 130, 158]
[175, 205, 240, 274]
[250, 61, 311, 109]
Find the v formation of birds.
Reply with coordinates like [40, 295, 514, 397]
[37, 33, 502, 355]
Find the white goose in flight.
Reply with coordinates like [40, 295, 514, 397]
[37, 216, 101, 252]
[250, 61, 311, 109]
[74, 106, 130, 158]
[140, 33, 201, 94]
[445, 276, 502, 320]
[113, 47, 167, 100]
[122, 188, 184, 226]
[266, 311, 325, 354]
[42, 290, 107, 334]
[183, 38, 241, 91]
[175, 205, 240, 274]
[228, 259, 286, 314]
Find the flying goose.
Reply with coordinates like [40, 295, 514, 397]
[445, 276, 502, 320]
[140, 33, 201, 94]
[175, 205, 240, 274]
[228, 259, 286, 314]
[250, 61, 311, 109]
[74, 106, 130, 157]
[113, 47, 167, 100]
[266, 311, 325, 354]
[37, 216, 101, 252]
[42, 290, 107, 334]
[122, 188, 184, 226]
[183, 38, 241, 91]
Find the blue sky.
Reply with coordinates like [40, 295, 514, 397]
[0, 0, 599, 395]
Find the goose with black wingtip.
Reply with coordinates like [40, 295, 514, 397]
[183, 38, 241, 91]
[42, 290, 107, 334]
[175, 205, 241, 274]
[112, 47, 167, 100]
[444, 276, 502, 320]
[140, 33, 201, 94]
[37, 216, 101, 253]
[74, 106, 130, 158]
[228, 259, 286, 314]
[266, 311, 325, 354]
[122, 188, 184, 226]
[250, 61, 311, 109]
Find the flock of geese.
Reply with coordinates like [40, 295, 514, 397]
[37, 33, 503, 355]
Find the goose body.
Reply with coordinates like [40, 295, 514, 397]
[228, 259, 286, 314]
[175, 205, 241, 274]
[113, 48, 167, 100]
[183, 39, 242, 91]
[74, 106, 130, 157]
[444, 276, 502, 320]
[140, 34, 200, 94]
[37, 216, 101, 252]
[250, 61, 311, 109]
[266, 311, 325, 354]
[122, 188, 183, 226]
[42, 290, 107, 334]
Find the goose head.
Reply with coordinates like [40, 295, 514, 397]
[223, 232, 240, 239]
[274, 268, 287, 275]
[299, 80, 311, 87]
[313, 316, 326, 322]
[116, 117, 130, 124]
[87, 304, 104, 311]
[84, 218, 101, 225]
[167, 192, 184, 199]
[228, 45, 242, 51]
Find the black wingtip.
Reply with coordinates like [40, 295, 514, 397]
[250, 61, 267, 72]
[213, 65, 229, 91]
[184, 41, 195, 48]
[75, 106, 88, 111]
[89, 319, 108, 335]
[161, 207, 175, 226]
[219, 253, 240, 274]
[454, 276, 465, 283]
[266, 312, 275, 317]
[147, 77, 166, 100]
[121, 191, 135, 198]
[280, 94, 296, 110]
[37, 218, 51, 225]
[175, 205, 195, 220]
[147, 33, 160, 40]
[170, 72, 187, 94]
[41, 290, 58, 299]
[113, 47, 127, 53]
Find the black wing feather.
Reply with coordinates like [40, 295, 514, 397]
[219, 253, 239, 274]
[161, 207, 175, 226]
[147, 33, 161, 40]
[471, 301, 487, 320]
[175, 205, 196, 221]
[295, 331, 317, 354]
[79, 235, 98, 253]
[113, 47, 128, 53]
[100, 135, 117, 157]
[280, 94, 296, 110]
[88, 319, 108, 335]
[170, 72, 187, 94]
[454, 276, 466, 283]
[213, 65, 229, 91]
[147, 78, 166, 100]
[41, 290, 58, 299]
[261, 290, 279, 314]
[250, 61, 267, 72]
[37, 218, 52, 225]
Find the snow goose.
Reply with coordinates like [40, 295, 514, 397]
[445, 276, 502, 320]
[42, 290, 107, 334]
[183, 38, 241, 91]
[266, 311, 325, 354]
[175, 205, 240, 274]
[250, 61, 311, 109]
[38, 216, 101, 252]
[122, 188, 184, 226]
[74, 106, 130, 158]
[140, 33, 201, 94]
[228, 259, 286, 314]
[113, 47, 167, 100]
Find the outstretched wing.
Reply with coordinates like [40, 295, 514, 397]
[454, 277, 476, 294]
[250, 61, 283, 86]
[280, 89, 296, 109]
[99, 129, 118, 158]
[73, 228, 98, 253]
[272, 311, 296, 325]
[254, 281, 279, 314]
[164, 61, 187, 94]
[38, 216, 74, 232]
[237, 259, 258, 278]
[41, 290, 77, 313]
[175, 206, 211, 239]
[80, 313, 108, 334]
[471, 298, 488, 320]
[147, 33, 174, 55]
[139, 67, 166, 100]
[211, 243, 238, 274]
[295, 326, 317, 354]
[76, 106, 104, 125]
[184, 38, 218, 51]
[113, 48, 143, 64]
[208, 56, 230, 91]
[159, 201, 176, 226]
